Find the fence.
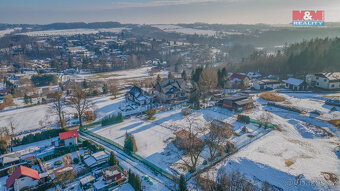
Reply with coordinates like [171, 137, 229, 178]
[81, 130, 178, 182]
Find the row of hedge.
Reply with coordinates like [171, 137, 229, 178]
[101, 112, 123, 126]
[15, 128, 66, 146]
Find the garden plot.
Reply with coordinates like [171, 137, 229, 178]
[90, 107, 272, 175]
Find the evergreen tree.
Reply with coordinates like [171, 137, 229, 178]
[135, 174, 142, 191]
[108, 151, 119, 166]
[102, 84, 108, 94]
[168, 72, 174, 79]
[124, 133, 138, 153]
[191, 67, 203, 83]
[24, 94, 29, 104]
[156, 74, 162, 82]
[82, 79, 88, 88]
[181, 70, 187, 81]
[179, 175, 188, 191]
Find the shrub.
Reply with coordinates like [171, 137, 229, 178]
[101, 112, 123, 126]
[145, 109, 156, 120]
[31, 74, 57, 87]
[73, 158, 79, 164]
[259, 91, 285, 102]
[237, 115, 250, 124]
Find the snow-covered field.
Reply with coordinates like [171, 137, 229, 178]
[152, 24, 217, 36]
[152, 24, 242, 36]
[18, 28, 129, 36]
[90, 107, 270, 175]
[201, 94, 340, 190]
[63, 66, 168, 86]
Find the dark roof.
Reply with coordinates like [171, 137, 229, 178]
[229, 73, 249, 81]
[156, 79, 187, 94]
[235, 98, 253, 106]
[7, 165, 40, 189]
[223, 95, 248, 101]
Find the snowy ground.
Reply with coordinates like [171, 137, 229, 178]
[63, 66, 168, 87]
[90, 106, 270, 175]
[18, 28, 129, 36]
[201, 94, 340, 191]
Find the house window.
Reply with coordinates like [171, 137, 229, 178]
[316, 77, 319, 80]
[331, 84, 335, 88]
[324, 79, 327, 82]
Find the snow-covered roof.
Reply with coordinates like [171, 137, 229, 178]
[84, 156, 96, 167]
[315, 72, 340, 82]
[80, 174, 95, 185]
[285, 78, 304, 86]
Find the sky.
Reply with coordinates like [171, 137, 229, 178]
[0, 0, 340, 25]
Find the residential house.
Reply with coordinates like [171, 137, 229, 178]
[59, 130, 78, 147]
[125, 86, 153, 105]
[84, 151, 109, 168]
[80, 174, 96, 189]
[252, 79, 282, 90]
[229, 73, 251, 88]
[153, 79, 189, 103]
[102, 165, 126, 184]
[0, 152, 21, 167]
[174, 130, 203, 150]
[6, 165, 40, 191]
[210, 119, 235, 138]
[306, 72, 340, 90]
[218, 95, 254, 111]
[285, 78, 308, 91]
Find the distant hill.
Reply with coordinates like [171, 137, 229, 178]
[227, 37, 340, 75]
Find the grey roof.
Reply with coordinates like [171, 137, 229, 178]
[235, 98, 254, 106]
[157, 79, 187, 94]
[285, 78, 304, 86]
[80, 175, 95, 185]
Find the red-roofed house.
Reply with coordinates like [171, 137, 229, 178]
[59, 130, 78, 146]
[6, 165, 40, 191]
[229, 73, 251, 88]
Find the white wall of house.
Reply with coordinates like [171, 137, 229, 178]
[14, 177, 39, 191]
[306, 75, 340, 89]
[253, 82, 281, 90]
[64, 137, 77, 146]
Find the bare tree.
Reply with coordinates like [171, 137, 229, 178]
[199, 68, 217, 98]
[69, 85, 93, 127]
[206, 123, 226, 161]
[216, 170, 255, 191]
[173, 116, 207, 172]
[50, 91, 66, 128]
[8, 119, 16, 152]
[107, 79, 119, 98]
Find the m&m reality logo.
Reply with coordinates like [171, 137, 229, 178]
[292, 10, 324, 26]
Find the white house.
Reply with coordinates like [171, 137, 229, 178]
[306, 72, 340, 90]
[6, 165, 40, 191]
[285, 78, 308, 91]
[253, 79, 281, 90]
[59, 130, 78, 147]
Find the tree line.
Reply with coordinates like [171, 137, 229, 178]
[229, 37, 340, 75]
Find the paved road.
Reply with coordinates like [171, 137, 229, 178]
[79, 132, 175, 191]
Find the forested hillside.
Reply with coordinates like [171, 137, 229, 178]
[229, 37, 340, 75]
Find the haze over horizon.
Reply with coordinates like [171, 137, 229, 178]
[1, 0, 340, 25]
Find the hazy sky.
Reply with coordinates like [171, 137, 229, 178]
[0, 0, 340, 24]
